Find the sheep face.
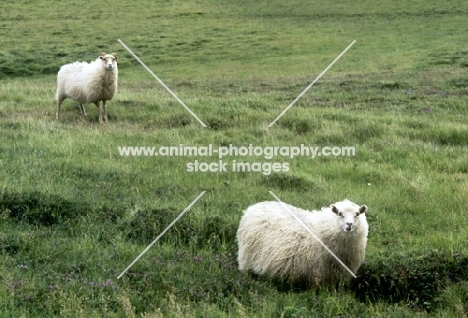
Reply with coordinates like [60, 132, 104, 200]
[331, 202, 367, 232]
[99, 52, 118, 70]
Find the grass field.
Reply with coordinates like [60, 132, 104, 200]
[1, 0, 468, 316]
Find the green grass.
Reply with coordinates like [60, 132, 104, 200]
[1, 0, 468, 316]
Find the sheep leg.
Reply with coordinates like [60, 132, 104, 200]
[103, 100, 108, 122]
[79, 104, 87, 116]
[56, 99, 64, 119]
[95, 102, 103, 124]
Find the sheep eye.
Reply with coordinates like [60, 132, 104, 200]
[338, 212, 343, 217]
[355, 212, 360, 217]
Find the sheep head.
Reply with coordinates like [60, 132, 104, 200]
[99, 52, 118, 70]
[331, 200, 367, 232]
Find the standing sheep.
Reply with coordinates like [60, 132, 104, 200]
[237, 199, 368, 288]
[56, 52, 118, 123]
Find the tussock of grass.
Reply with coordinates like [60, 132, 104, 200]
[259, 174, 315, 192]
[352, 251, 468, 312]
[120, 207, 238, 250]
[0, 190, 89, 226]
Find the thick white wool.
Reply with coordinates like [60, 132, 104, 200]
[56, 53, 118, 123]
[237, 199, 368, 288]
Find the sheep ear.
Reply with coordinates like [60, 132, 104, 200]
[359, 205, 367, 214]
[111, 53, 118, 59]
[331, 205, 339, 214]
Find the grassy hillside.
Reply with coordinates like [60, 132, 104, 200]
[1, 0, 468, 316]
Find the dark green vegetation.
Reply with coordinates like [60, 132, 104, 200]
[1, 0, 468, 316]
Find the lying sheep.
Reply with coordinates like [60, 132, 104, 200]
[237, 199, 368, 288]
[56, 52, 118, 123]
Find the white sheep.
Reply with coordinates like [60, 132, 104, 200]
[236, 199, 368, 288]
[56, 52, 118, 123]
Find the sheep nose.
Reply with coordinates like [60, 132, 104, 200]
[346, 222, 352, 226]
